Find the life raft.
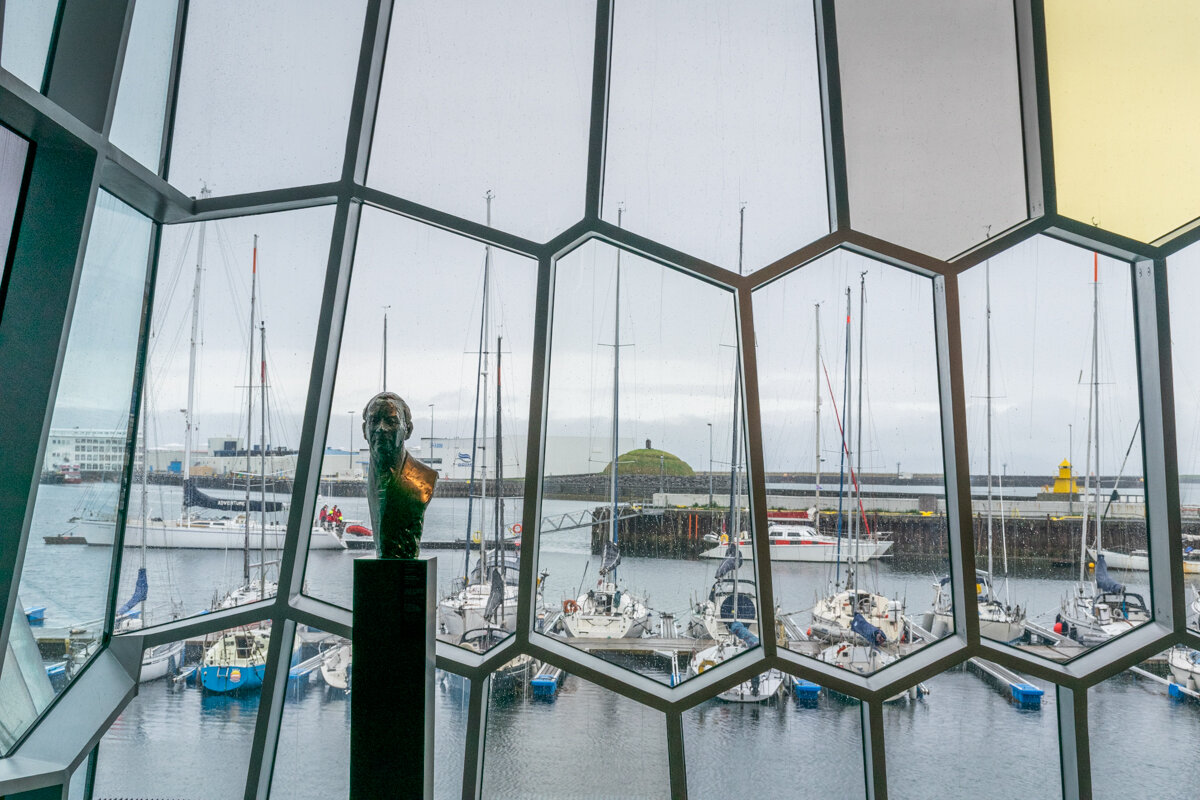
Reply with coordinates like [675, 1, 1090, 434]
[345, 524, 371, 537]
[562, 599, 580, 614]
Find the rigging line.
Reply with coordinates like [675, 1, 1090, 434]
[820, 357, 873, 538]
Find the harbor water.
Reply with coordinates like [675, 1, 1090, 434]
[15, 485, 1198, 798]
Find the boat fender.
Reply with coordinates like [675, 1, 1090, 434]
[563, 599, 580, 614]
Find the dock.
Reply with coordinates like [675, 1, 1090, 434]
[909, 620, 1043, 708]
[530, 664, 564, 697]
[1128, 664, 1200, 702]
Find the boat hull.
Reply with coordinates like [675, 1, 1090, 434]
[1089, 547, 1200, 574]
[437, 584, 521, 641]
[700, 540, 892, 562]
[140, 639, 184, 683]
[200, 663, 266, 693]
[689, 643, 785, 703]
[80, 519, 346, 550]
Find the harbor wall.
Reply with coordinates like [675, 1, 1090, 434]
[589, 507, 1194, 563]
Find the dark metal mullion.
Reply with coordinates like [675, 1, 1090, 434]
[1012, 0, 1047, 222]
[101, 213, 163, 643]
[860, 699, 888, 800]
[813, 0, 849, 232]
[582, 0, 613, 221]
[243, 618, 298, 800]
[342, 0, 394, 187]
[736, 281, 777, 659]
[936, 274, 979, 646]
[1131, 259, 1184, 632]
[665, 711, 688, 799]
[1057, 685, 1091, 800]
[460, 673, 490, 800]
[155, 0, 189, 180]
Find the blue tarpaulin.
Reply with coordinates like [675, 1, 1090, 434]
[117, 567, 148, 617]
[1095, 554, 1125, 594]
[851, 612, 887, 647]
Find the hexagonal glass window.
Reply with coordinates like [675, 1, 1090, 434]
[837, 0, 1029, 259]
[1089, 647, 1200, 800]
[540, 238, 761, 686]
[1167, 245, 1200, 633]
[113, 206, 332, 627]
[93, 627, 265, 797]
[1046, 1, 1200, 244]
[168, 0, 366, 197]
[109, 0, 179, 173]
[9, 191, 153, 754]
[370, 0, 594, 242]
[958, 237, 1149, 655]
[753, 249, 949, 675]
[482, 672, 669, 797]
[883, 666, 1059, 800]
[603, 1, 828, 272]
[683, 681, 865, 797]
[301, 206, 537, 661]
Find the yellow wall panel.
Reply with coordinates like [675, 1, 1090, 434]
[1046, 0, 1200, 242]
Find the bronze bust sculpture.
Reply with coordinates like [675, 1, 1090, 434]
[363, 392, 437, 559]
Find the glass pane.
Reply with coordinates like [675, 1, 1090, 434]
[369, 0, 594, 242]
[958, 237, 1148, 654]
[482, 673, 669, 797]
[109, 0, 178, 172]
[269, 627, 350, 799]
[302, 207, 538, 659]
[753, 250, 948, 674]
[93, 628, 264, 797]
[0, 125, 30, 298]
[67, 750, 91, 798]
[1, 0, 58, 92]
[435, 670, 469, 800]
[1167, 245, 1200, 631]
[603, 1, 827, 272]
[1046, 1, 1200, 243]
[684, 686, 864, 798]
[168, 0, 366, 196]
[0, 599, 56, 753]
[1089, 649, 1199, 800]
[884, 667, 1058, 800]
[10, 192, 152, 753]
[837, 0, 1027, 259]
[110, 207, 332, 627]
[541, 239, 757, 685]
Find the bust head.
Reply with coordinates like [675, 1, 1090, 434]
[363, 392, 413, 467]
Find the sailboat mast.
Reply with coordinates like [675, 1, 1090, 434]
[814, 303, 821, 523]
[835, 288, 851, 587]
[462, 191, 493, 582]
[495, 336, 504, 576]
[139, 388, 149, 619]
[244, 234, 257, 585]
[1079, 257, 1097, 584]
[182, 185, 210, 522]
[1093, 253, 1102, 555]
[260, 321, 267, 602]
[610, 206, 623, 581]
[986, 257, 994, 579]
[728, 205, 745, 616]
[382, 306, 389, 391]
[853, 272, 866, 571]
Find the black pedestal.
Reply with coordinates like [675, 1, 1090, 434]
[351, 557, 435, 799]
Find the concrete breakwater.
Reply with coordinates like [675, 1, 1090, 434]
[588, 507, 1190, 564]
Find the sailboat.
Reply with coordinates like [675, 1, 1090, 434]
[559, 207, 650, 640]
[1057, 254, 1150, 646]
[930, 255, 1025, 643]
[114, 390, 185, 682]
[438, 194, 544, 647]
[810, 278, 904, 645]
[78, 218, 344, 551]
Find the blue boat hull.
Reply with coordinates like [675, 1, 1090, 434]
[200, 663, 266, 693]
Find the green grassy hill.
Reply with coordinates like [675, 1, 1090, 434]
[602, 447, 694, 477]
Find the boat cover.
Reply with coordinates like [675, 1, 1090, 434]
[117, 567, 148, 617]
[729, 620, 760, 647]
[471, 553, 520, 586]
[483, 568, 505, 622]
[1095, 554, 1125, 594]
[851, 612, 887, 647]
[714, 550, 744, 580]
[184, 479, 285, 513]
[598, 540, 622, 576]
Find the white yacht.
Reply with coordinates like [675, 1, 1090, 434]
[928, 570, 1025, 643]
[699, 522, 892, 563]
[811, 584, 904, 644]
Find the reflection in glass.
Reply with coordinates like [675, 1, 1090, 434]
[302, 207, 537, 663]
[370, 0, 593, 241]
[1167, 246, 1200, 629]
[1090, 652, 1200, 800]
[93, 631, 263, 798]
[482, 675, 669, 797]
[755, 251, 946, 674]
[110, 207, 332, 627]
[604, 0, 827, 270]
[0, 0, 57, 92]
[168, 0, 366, 195]
[885, 668, 1059, 800]
[109, 0, 179, 171]
[959, 238, 1148, 652]
[0, 125, 29, 270]
[684, 692, 865, 798]
[9, 192, 152, 752]
[542, 235, 758, 686]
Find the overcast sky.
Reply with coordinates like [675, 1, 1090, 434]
[37, 0, 1196, 484]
